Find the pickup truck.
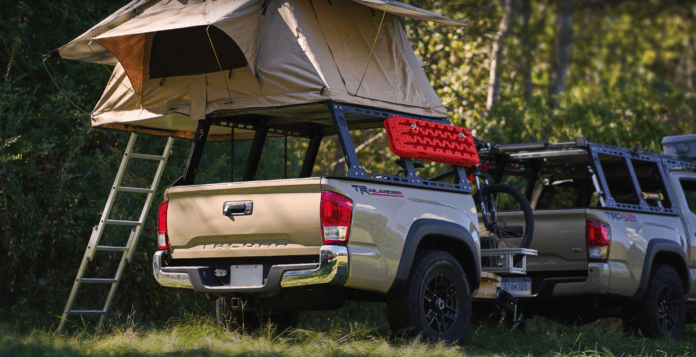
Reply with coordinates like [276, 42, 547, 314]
[477, 135, 696, 340]
[151, 101, 482, 344]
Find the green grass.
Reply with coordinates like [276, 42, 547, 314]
[1, 302, 694, 356]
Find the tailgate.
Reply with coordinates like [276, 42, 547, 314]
[526, 209, 588, 272]
[165, 178, 322, 259]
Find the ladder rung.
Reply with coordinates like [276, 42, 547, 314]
[117, 186, 155, 194]
[69, 309, 108, 316]
[96, 245, 129, 252]
[82, 278, 118, 284]
[105, 219, 142, 226]
[130, 153, 166, 161]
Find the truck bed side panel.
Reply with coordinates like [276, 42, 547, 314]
[595, 209, 683, 297]
[322, 179, 478, 294]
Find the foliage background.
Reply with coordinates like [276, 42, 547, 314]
[1, 0, 695, 332]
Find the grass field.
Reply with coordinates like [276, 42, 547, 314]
[1, 302, 694, 356]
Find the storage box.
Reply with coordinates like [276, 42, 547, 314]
[662, 134, 696, 159]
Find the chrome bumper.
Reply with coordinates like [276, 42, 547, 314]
[152, 250, 194, 289]
[280, 246, 348, 287]
[152, 245, 348, 292]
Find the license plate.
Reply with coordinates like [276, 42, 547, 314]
[229, 265, 263, 287]
[501, 277, 532, 296]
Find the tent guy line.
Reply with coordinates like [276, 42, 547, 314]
[42, 57, 91, 116]
[205, 25, 234, 104]
[355, 7, 387, 97]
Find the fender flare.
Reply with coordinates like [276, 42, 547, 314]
[387, 219, 480, 295]
[633, 238, 689, 302]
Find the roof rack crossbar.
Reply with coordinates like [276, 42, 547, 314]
[495, 136, 586, 152]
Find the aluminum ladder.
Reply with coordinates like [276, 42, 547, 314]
[57, 133, 175, 334]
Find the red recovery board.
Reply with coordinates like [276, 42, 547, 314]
[384, 116, 479, 167]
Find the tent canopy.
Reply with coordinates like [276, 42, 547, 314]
[53, 0, 477, 140]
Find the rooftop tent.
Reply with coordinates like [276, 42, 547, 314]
[52, 0, 476, 140]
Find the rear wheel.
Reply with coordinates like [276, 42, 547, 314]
[215, 298, 299, 332]
[622, 265, 685, 340]
[478, 184, 534, 250]
[387, 250, 471, 345]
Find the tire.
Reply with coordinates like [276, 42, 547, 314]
[215, 297, 299, 332]
[387, 250, 471, 345]
[478, 184, 534, 250]
[624, 265, 686, 340]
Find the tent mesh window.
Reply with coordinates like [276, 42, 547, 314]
[149, 26, 247, 79]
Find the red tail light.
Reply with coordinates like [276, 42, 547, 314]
[586, 219, 610, 261]
[158, 200, 170, 250]
[321, 191, 353, 245]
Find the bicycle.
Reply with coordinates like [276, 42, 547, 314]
[468, 138, 534, 252]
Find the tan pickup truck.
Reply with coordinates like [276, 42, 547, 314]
[152, 102, 482, 344]
[478, 135, 696, 340]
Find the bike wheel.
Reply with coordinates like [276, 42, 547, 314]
[478, 183, 534, 249]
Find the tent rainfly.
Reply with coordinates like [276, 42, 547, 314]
[52, 0, 477, 140]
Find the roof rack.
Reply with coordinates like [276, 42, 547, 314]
[494, 136, 587, 152]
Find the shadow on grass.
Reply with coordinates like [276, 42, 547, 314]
[2, 301, 695, 357]
[0, 339, 290, 357]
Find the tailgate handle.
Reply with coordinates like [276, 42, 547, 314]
[223, 201, 253, 216]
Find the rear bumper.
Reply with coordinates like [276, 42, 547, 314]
[518, 262, 610, 299]
[551, 262, 611, 297]
[152, 246, 348, 294]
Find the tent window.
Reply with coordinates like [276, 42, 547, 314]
[149, 25, 247, 79]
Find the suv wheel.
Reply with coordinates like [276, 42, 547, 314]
[625, 264, 686, 340]
[387, 250, 471, 344]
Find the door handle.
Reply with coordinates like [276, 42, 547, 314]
[223, 201, 253, 216]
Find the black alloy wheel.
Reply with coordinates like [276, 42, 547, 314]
[387, 250, 471, 345]
[626, 264, 686, 341]
[656, 284, 678, 333]
[423, 274, 459, 334]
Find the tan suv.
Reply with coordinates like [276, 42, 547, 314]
[152, 101, 482, 344]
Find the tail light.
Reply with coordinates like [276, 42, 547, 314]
[321, 191, 353, 245]
[586, 219, 610, 261]
[158, 200, 170, 250]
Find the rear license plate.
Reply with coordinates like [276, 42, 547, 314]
[501, 277, 532, 296]
[229, 265, 263, 287]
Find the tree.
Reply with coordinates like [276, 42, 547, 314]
[547, 0, 574, 109]
[486, 0, 516, 111]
